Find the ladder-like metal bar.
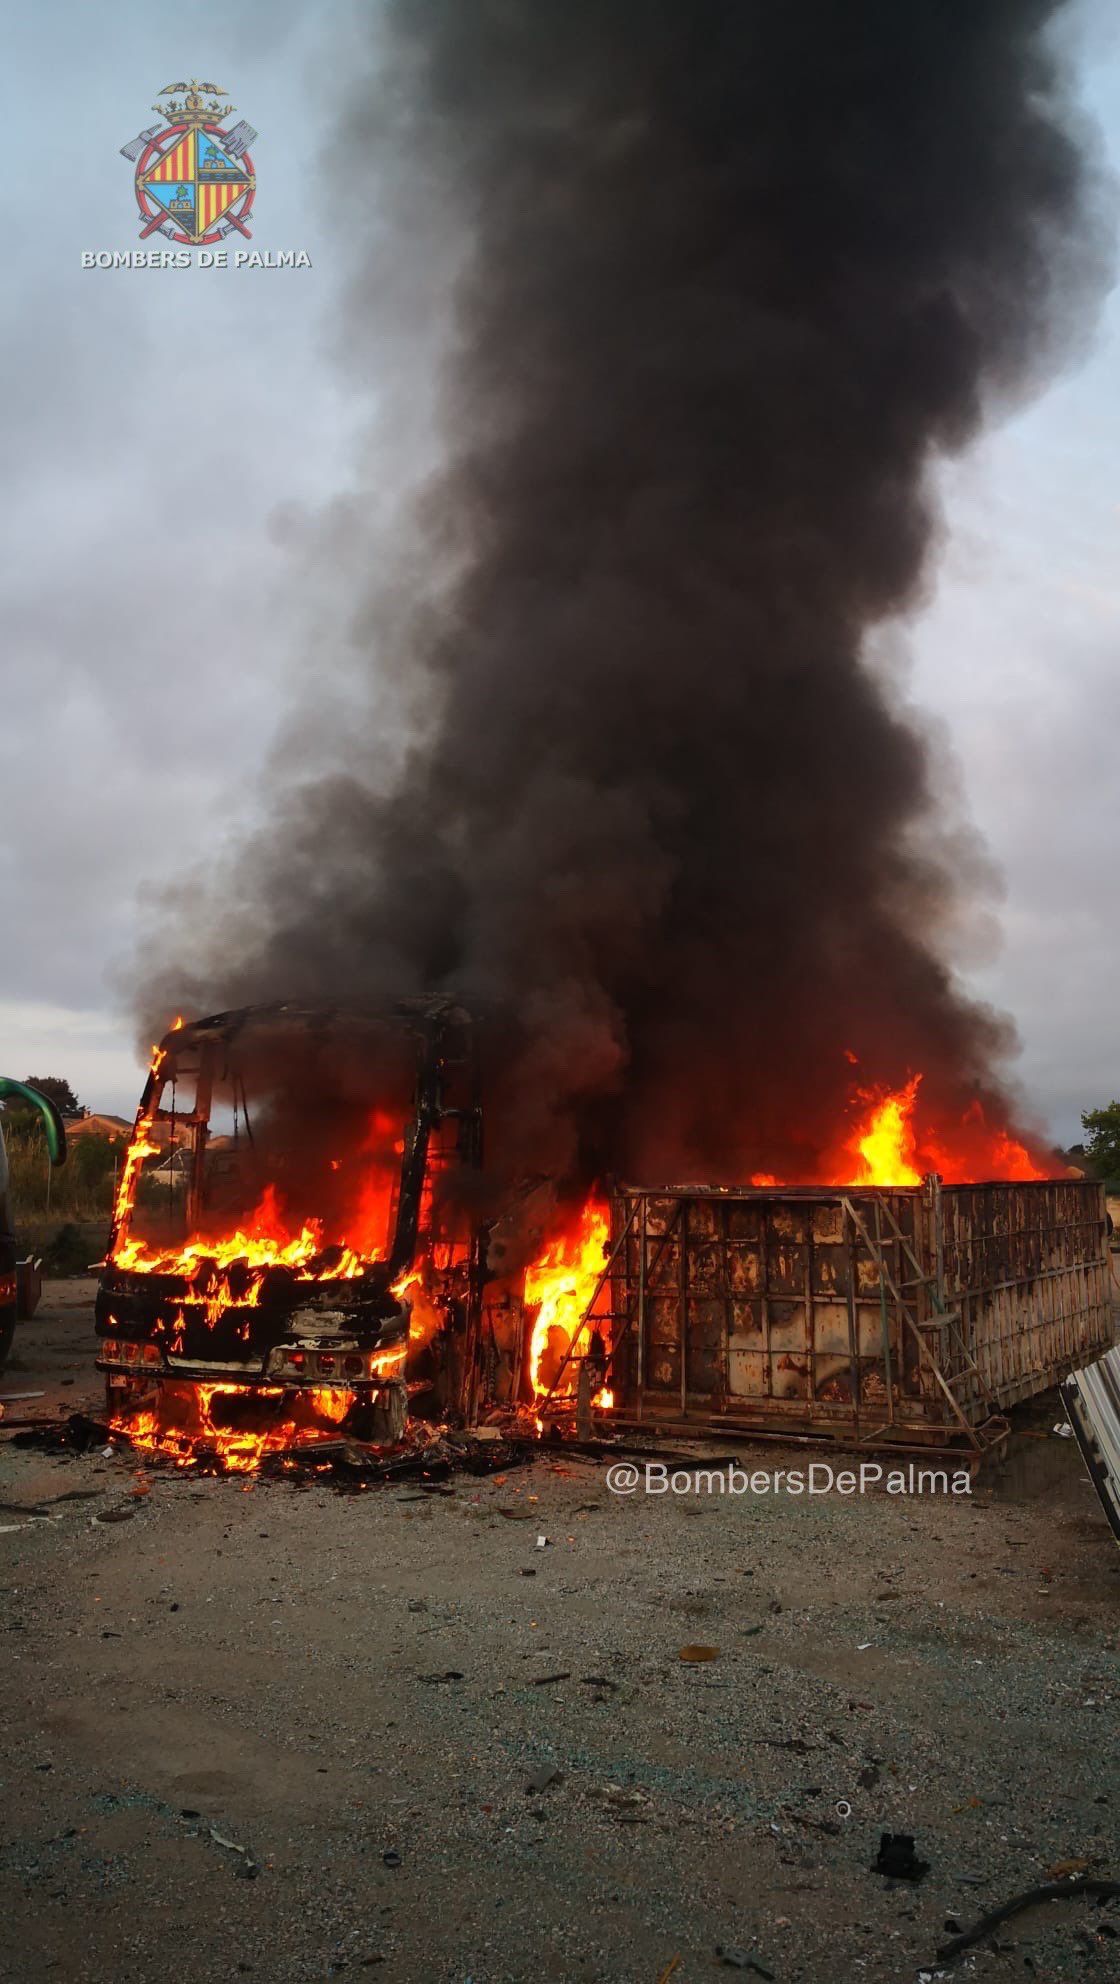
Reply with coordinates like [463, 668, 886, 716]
[872, 1196, 895, 1422]
[537, 1200, 641, 1408]
[871, 1191, 1004, 1423]
[840, 1194, 990, 1450]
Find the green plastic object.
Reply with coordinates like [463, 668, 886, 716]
[0, 1079, 67, 1166]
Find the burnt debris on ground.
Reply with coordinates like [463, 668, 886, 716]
[5, 1409, 539, 1487]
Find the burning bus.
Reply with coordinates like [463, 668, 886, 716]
[94, 1000, 487, 1465]
[95, 996, 621, 1469]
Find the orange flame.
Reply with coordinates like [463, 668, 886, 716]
[850, 1075, 923, 1186]
[112, 1184, 379, 1283]
[824, 1073, 1050, 1186]
[110, 1046, 166, 1236]
[111, 1020, 186, 1233]
[109, 1380, 359, 1474]
[523, 1201, 609, 1401]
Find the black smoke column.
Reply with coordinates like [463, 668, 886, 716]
[149, 0, 1109, 1194]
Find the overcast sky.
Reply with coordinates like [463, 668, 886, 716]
[2, 1, 1118, 1143]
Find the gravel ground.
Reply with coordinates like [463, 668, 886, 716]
[0, 1281, 1117, 1984]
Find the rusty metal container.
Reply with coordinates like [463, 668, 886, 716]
[604, 1178, 1113, 1454]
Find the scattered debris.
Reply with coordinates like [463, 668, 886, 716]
[8, 1410, 535, 1488]
[678, 1644, 720, 1662]
[715, 1948, 776, 1978]
[587, 1783, 651, 1819]
[871, 1833, 929, 1882]
[210, 1826, 249, 1856]
[525, 1765, 561, 1794]
[418, 1670, 464, 1684]
[935, 1875, 1120, 1963]
[202, 1825, 260, 1878]
[381, 1850, 402, 1868]
[531, 1671, 571, 1686]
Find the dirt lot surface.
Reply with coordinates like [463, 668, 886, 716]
[1, 1282, 1117, 1984]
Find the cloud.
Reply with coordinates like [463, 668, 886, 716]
[0, 1, 360, 1103]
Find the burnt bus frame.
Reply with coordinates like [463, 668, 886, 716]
[94, 1000, 486, 1410]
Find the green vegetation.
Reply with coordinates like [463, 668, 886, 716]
[1079, 1101, 1120, 1194]
[3, 1075, 130, 1220]
[1, 1075, 141, 1273]
[20, 1075, 81, 1117]
[26, 1219, 105, 1277]
[3, 1119, 124, 1219]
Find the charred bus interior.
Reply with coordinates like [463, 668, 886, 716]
[94, 1001, 487, 1452]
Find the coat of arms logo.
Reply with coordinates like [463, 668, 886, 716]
[121, 81, 257, 245]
